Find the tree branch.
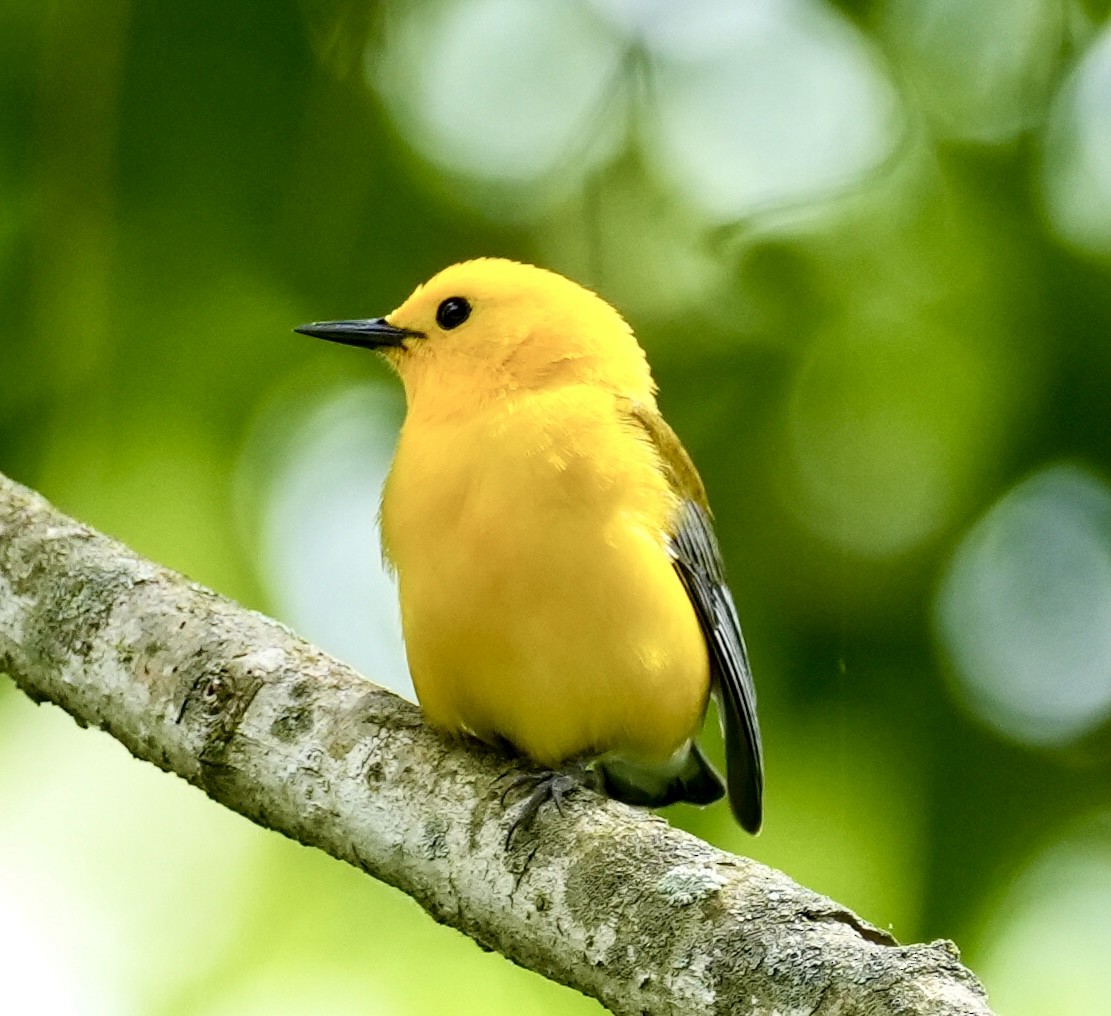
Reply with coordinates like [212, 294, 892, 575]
[0, 471, 993, 1015]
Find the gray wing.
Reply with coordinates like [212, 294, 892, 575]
[669, 500, 764, 833]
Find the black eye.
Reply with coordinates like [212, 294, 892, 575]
[436, 296, 471, 330]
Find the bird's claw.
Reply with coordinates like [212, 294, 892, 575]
[501, 767, 591, 849]
[498, 770, 542, 808]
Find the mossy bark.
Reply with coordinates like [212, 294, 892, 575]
[0, 472, 994, 1016]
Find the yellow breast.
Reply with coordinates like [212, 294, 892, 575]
[381, 385, 710, 768]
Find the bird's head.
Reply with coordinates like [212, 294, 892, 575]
[297, 259, 656, 416]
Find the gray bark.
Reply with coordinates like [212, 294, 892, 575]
[0, 471, 994, 1015]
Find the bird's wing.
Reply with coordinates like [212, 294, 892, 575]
[626, 403, 764, 833]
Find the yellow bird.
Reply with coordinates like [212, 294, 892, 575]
[296, 259, 763, 834]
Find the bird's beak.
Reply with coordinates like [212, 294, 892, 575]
[294, 318, 423, 349]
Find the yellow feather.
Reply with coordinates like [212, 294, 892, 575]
[383, 383, 709, 766]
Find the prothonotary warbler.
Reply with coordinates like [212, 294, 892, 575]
[296, 259, 763, 836]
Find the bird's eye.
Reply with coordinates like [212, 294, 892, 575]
[436, 296, 471, 330]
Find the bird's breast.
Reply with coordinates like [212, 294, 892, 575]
[381, 388, 710, 767]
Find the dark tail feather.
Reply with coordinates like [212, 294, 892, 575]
[722, 706, 763, 833]
[598, 743, 725, 809]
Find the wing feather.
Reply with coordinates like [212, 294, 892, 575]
[627, 404, 764, 833]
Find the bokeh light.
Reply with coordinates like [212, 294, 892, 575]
[372, 0, 626, 198]
[0, 878, 113, 1016]
[975, 818, 1111, 1015]
[638, 0, 902, 221]
[372, 0, 901, 222]
[1042, 19, 1111, 255]
[885, 0, 1074, 144]
[0, 696, 261, 1015]
[238, 382, 412, 700]
[936, 464, 1111, 746]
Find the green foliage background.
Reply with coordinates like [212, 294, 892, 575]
[3, 2, 1111, 1013]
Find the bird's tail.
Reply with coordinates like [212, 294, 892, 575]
[598, 742, 724, 809]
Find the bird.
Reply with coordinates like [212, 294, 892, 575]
[295, 258, 763, 837]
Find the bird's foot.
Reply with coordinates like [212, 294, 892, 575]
[500, 762, 597, 849]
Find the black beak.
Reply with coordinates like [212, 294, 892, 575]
[294, 318, 423, 349]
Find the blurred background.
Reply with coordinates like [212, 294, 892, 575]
[3, 0, 1111, 1012]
